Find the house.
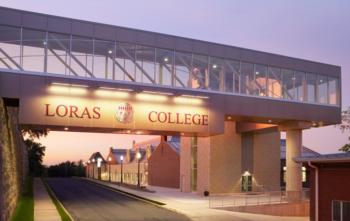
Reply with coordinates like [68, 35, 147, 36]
[295, 152, 350, 221]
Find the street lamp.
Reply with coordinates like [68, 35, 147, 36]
[97, 157, 102, 180]
[120, 155, 124, 185]
[87, 160, 91, 178]
[136, 152, 141, 188]
[108, 156, 112, 182]
[92, 158, 95, 179]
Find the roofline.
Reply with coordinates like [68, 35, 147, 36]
[0, 6, 341, 76]
[295, 156, 350, 163]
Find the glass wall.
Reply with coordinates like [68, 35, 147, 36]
[268, 67, 282, 98]
[0, 25, 340, 106]
[306, 73, 317, 103]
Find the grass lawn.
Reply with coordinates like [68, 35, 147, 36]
[42, 178, 72, 221]
[11, 177, 34, 221]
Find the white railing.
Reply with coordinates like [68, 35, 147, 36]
[208, 190, 309, 209]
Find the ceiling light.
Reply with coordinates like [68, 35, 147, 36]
[64, 127, 69, 131]
[181, 94, 209, 99]
[142, 90, 174, 96]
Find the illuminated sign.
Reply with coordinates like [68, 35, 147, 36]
[116, 103, 134, 124]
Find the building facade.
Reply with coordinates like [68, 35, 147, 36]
[296, 153, 350, 221]
[0, 6, 341, 200]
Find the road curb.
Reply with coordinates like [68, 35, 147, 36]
[42, 178, 75, 221]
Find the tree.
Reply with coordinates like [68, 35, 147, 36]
[21, 128, 49, 140]
[338, 107, 350, 151]
[47, 160, 86, 177]
[25, 139, 46, 176]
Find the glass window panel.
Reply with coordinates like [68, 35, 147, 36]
[136, 46, 155, 84]
[209, 57, 225, 91]
[224, 59, 240, 93]
[332, 200, 341, 221]
[22, 29, 46, 72]
[240, 62, 254, 95]
[328, 77, 339, 105]
[282, 69, 294, 100]
[156, 48, 173, 86]
[93, 40, 115, 80]
[306, 73, 317, 103]
[317, 75, 328, 104]
[294, 71, 306, 101]
[47, 32, 71, 75]
[254, 64, 267, 96]
[191, 54, 208, 89]
[116, 43, 136, 82]
[0, 25, 21, 70]
[343, 201, 350, 221]
[71, 36, 93, 77]
[268, 67, 282, 98]
[174, 51, 191, 88]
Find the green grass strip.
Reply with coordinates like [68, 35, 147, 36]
[11, 176, 34, 221]
[42, 178, 73, 221]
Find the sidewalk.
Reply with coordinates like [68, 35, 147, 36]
[34, 178, 61, 221]
[84, 178, 309, 221]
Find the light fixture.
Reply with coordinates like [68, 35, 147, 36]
[108, 157, 112, 162]
[174, 96, 202, 105]
[142, 90, 174, 96]
[227, 116, 232, 120]
[120, 155, 124, 161]
[49, 82, 88, 95]
[312, 122, 317, 127]
[163, 57, 169, 62]
[181, 94, 209, 99]
[43, 41, 47, 46]
[126, 130, 131, 134]
[255, 71, 259, 75]
[87, 160, 91, 164]
[212, 64, 217, 69]
[64, 127, 69, 131]
[95, 89, 129, 99]
[135, 131, 143, 135]
[268, 119, 272, 123]
[243, 171, 251, 176]
[136, 152, 141, 160]
[51, 82, 88, 88]
[136, 93, 168, 102]
[108, 49, 113, 54]
[92, 158, 95, 163]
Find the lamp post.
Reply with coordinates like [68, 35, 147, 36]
[108, 156, 112, 182]
[120, 155, 124, 185]
[87, 160, 91, 178]
[136, 152, 141, 188]
[92, 158, 95, 179]
[97, 157, 102, 180]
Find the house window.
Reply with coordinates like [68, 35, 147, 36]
[332, 200, 350, 221]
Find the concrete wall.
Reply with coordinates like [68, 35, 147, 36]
[209, 121, 242, 193]
[148, 142, 180, 188]
[252, 129, 281, 191]
[0, 99, 28, 221]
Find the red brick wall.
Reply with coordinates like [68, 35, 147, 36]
[309, 163, 350, 221]
[148, 142, 180, 188]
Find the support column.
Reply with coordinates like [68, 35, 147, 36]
[286, 129, 302, 201]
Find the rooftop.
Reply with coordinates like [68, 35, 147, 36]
[295, 152, 350, 163]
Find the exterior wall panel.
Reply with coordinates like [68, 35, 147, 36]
[22, 12, 47, 30]
[93, 24, 116, 41]
[47, 17, 71, 34]
[0, 8, 21, 26]
[72, 21, 93, 37]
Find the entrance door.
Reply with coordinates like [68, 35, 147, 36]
[241, 174, 252, 192]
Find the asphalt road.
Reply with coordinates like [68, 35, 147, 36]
[46, 178, 191, 221]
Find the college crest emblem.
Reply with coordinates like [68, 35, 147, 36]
[116, 103, 134, 123]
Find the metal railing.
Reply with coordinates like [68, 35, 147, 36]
[208, 190, 310, 209]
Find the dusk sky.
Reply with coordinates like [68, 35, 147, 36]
[2, 0, 349, 165]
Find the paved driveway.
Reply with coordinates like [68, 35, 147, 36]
[46, 178, 191, 221]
